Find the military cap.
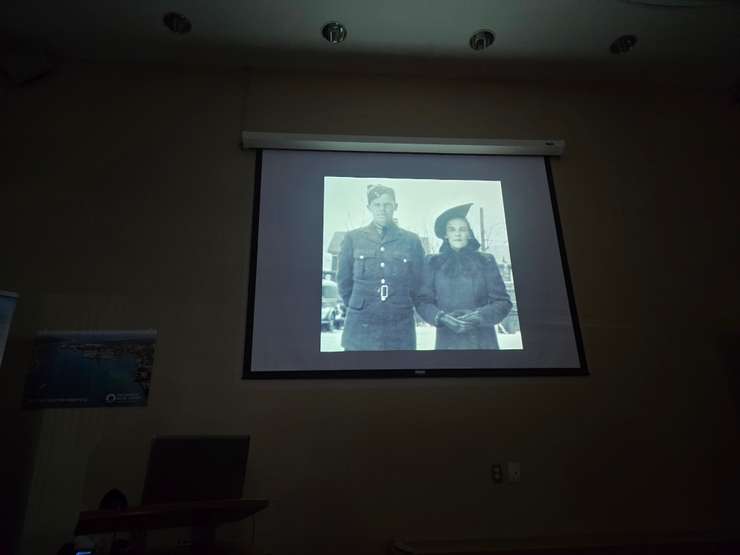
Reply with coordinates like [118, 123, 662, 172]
[367, 185, 396, 204]
[434, 203, 474, 239]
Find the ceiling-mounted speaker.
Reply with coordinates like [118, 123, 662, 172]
[469, 30, 496, 51]
[322, 22, 347, 44]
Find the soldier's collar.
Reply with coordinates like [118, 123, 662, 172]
[382, 224, 401, 244]
[361, 222, 401, 244]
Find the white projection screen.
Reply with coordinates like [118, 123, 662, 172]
[244, 140, 586, 378]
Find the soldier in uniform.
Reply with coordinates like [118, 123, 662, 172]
[337, 185, 425, 351]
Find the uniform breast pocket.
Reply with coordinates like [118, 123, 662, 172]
[353, 249, 376, 279]
[390, 252, 411, 278]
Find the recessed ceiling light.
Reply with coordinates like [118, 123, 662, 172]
[322, 22, 347, 44]
[470, 30, 495, 51]
[163, 12, 192, 34]
[610, 34, 638, 54]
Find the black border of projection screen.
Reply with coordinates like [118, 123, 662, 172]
[243, 148, 587, 379]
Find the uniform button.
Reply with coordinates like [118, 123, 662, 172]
[403, 258, 407, 263]
[380, 262, 385, 267]
[381, 279, 386, 284]
[380, 247, 385, 252]
[359, 255, 364, 259]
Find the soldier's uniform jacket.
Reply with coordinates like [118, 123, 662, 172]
[337, 223, 425, 351]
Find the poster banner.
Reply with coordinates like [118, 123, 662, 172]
[0, 291, 19, 368]
[24, 330, 157, 408]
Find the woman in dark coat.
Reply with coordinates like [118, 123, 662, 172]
[417, 203, 512, 350]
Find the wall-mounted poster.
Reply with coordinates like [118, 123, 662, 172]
[0, 290, 19, 368]
[23, 330, 157, 408]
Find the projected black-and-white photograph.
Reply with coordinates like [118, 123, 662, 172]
[321, 177, 522, 352]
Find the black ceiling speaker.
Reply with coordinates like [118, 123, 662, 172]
[470, 30, 495, 51]
[610, 34, 638, 54]
[322, 22, 347, 44]
[163, 12, 192, 34]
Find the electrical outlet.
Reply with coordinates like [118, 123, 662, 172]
[491, 463, 504, 484]
[507, 461, 521, 483]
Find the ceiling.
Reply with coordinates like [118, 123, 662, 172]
[2, 0, 740, 87]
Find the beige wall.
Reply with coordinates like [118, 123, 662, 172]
[2, 62, 739, 555]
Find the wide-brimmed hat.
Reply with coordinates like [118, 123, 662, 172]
[434, 203, 473, 239]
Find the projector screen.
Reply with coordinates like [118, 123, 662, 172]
[244, 147, 586, 378]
